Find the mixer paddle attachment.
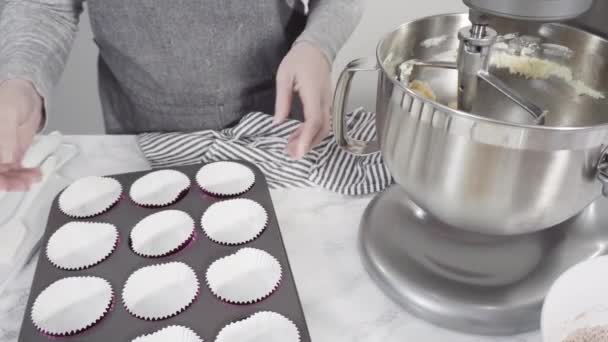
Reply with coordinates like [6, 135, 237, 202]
[399, 9, 548, 125]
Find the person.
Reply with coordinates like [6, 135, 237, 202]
[0, 0, 363, 191]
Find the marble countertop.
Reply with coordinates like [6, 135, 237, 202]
[0, 135, 540, 342]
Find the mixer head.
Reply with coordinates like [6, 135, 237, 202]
[463, 0, 593, 22]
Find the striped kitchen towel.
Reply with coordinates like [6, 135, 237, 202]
[137, 109, 392, 196]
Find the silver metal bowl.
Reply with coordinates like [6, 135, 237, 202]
[333, 13, 608, 235]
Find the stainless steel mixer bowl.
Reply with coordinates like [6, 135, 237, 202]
[333, 13, 608, 235]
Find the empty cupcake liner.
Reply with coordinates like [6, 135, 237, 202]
[123, 262, 199, 320]
[215, 311, 300, 342]
[59, 176, 122, 218]
[46, 222, 118, 270]
[132, 325, 203, 342]
[201, 199, 268, 245]
[31, 276, 113, 336]
[195, 162, 255, 196]
[206, 248, 282, 304]
[131, 210, 195, 257]
[129, 170, 191, 207]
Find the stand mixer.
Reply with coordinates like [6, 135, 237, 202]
[333, 0, 608, 336]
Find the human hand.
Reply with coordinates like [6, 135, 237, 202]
[0, 79, 43, 191]
[274, 41, 332, 159]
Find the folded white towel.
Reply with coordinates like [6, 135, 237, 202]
[0, 133, 63, 226]
[0, 133, 78, 296]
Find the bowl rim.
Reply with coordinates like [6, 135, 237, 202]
[375, 12, 608, 133]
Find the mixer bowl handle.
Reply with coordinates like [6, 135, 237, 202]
[597, 146, 608, 197]
[333, 57, 381, 155]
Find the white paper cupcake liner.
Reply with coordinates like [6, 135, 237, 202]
[130, 170, 191, 207]
[215, 311, 300, 342]
[123, 262, 199, 320]
[46, 222, 118, 270]
[132, 325, 203, 342]
[31, 276, 113, 336]
[206, 248, 282, 304]
[59, 176, 122, 218]
[201, 199, 268, 245]
[195, 162, 255, 196]
[131, 210, 195, 257]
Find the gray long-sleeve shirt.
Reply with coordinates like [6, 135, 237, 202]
[0, 0, 363, 133]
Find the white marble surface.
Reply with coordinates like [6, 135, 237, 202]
[0, 135, 540, 342]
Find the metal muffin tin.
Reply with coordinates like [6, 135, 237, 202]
[18, 161, 311, 342]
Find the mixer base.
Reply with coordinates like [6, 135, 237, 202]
[360, 185, 608, 336]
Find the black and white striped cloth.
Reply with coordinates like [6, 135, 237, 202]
[137, 109, 392, 196]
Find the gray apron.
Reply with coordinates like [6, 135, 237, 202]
[86, 0, 306, 133]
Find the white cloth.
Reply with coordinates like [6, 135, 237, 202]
[0, 133, 78, 296]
